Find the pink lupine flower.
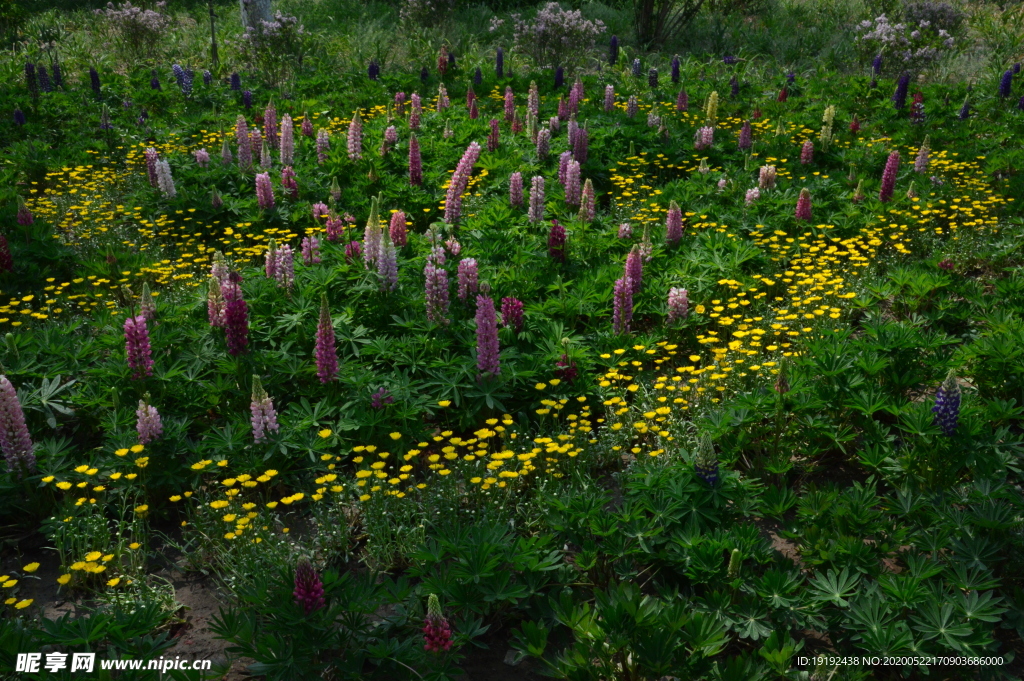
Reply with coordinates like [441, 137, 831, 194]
[666, 200, 683, 244]
[194, 148, 210, 167]
[316, 129, 330, 164]
[745, 187, 760, 206]
[800, 139, 813, 164]
[469, 98, 479, 120]
[443, 141, 482, 224]
[457, 258, 479, 300]
[612, 277, 632, 334]
[445, 237, 461, 256]
[156, 160, 176, 198]
[276, 244, 294, 290]
[125, 315, 154, 379]
[345, 240, 362, 263]
[565, 160, 581, 208]
[694, 126, 714, 150]
[410, 93, 422, 130]
[618, 223, 632, 238]
[504, 86, 514, 121]
[235, 116, 252, 170]
[667, 287, 689, 323]
[325, 216, 344, 242]
[578, 178, 595, 222]
[250, 127, 263, 164]
[914, 138, 930, 173]
[207, 276, 225, 327]
[347, 111, 363, 160]
[0, 234, 12, 273]
[280, 113, 294, 165]
[501, 297, 524, 334]
[423, 594, 452, 653]
[738, 121, 752, 151]
[250, 375, 279, 443]
[424, 251, 450, 326]
[759, 165, 777, 190]
[221, 139, 233, 166]
[136, 397, 163, 444]
[264, 100, 278, 149]
[0, 375, 34, 477]
[528, 81, 540, 117]
[625, 246, 642, 294]
[487, 119, 500, 152]
[536, 129, 550, 158]
[223, 273, 249, 356]
[281, 166, 298, 200]
[302, 113, 314, 137]
[604, 84, 615, 112]
[144, 148, 159, 186]
[475, 295, 500, 377]
[529, 176, 545, 223]
[795, 188, 813, 221]
[301, 236, 321, 265]
[389, 210, 407, 247]
[312, 203, 329, 221]
[256, 172, 274, 210]
[509, 172, 524, 209]
[569, 76, 584, 113]
[315, 294, 338, 383]
[676, 89, 688, 112]
[879, 151, 900, 203]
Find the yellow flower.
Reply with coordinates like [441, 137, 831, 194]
[318, 428, 332, 438]
[3, 580, 17, 588]
[128, 542, 141, 550]
[14, 599, 32, 609]
[438, 400, 451, 407]
[535, 383, 547, 390]
[84, 551, 102, 561]
[389, 432, 402, 440]
[57, 574, 71, 585]
[107, 578, 121, 587]
[115, 448, 129, 456]
[22, 563, 39, 573]
[130, 444, 144, 453]
[56, 481, 72, 490]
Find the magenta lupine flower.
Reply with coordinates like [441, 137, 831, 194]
[347, 111, 363, 160]
[194, 148, 210, 167]
[250, 375, 279, 443]
[294, 560, 326, 614]
[879, 151, 900, 203]
[326, 216, 344, 242]
[569, 77, 583, 113]
[627, 95, 638, 118]
[144, 148, 159, 186]
[280, 114, 294, 165]
[0, 234, 13, 272]
[223, 274, 249, 356]
[423, 594, 453, 653]
[316, 129, 330, 164]
[312, 203, 330, 221]
[136, 398, 163, 445]
[625, 246, 643, 294]
[554, 95, 567, 121]
[302, 114, 314, 137]
[445, 237, 461, 256]
[255, 172, 274, 210]
[536, 129, 550, 159]
[410, 93, 422, 130]
[618, 223, 632, 238]
[604, 84, 615, 112]
[579, 179, 595, 222]
[409, 134, 423, 186]
[573, 127, 588, 164]
[301, 236, 321, 265]
[264, 100, 278, 149]
[469, 98, 479, 120]
[503, 86, 514, 121]
[795, 188, 813, 222]
[424, 253, 450, 326]
[738, 121, 752, 150]
[235, 117, 253, 171]
[509, 172, 524, 209]
[745, 187, 760, 206]
[511, 111, 523, 135]
[565, 161, 581, 208]
[529, 176, 545, 223]
[501, 297, 524, 334]
[389, 210, 407, 247]
[457, 258, 479, 300]
[676, 89, 688, 112]
[0, 376, 34, 477]
[569, 117, 579, 145]
[281, 166, 298, 200]
[548, 219, 567, 262]
[612, 277, 633, 335]
[315, 295, 338, 383]
[914, 139, 930, 173]
[345, 240, 362, 263]
[800, 140, 814, 164]
[667, 287, 689, 323]
[16, 197, 33, 226]
[487, 118, 500, 152]
[124, 315, 154, 379]
[378, 230, 399, 292]
[759, 165, 777, 190]
[383, 125, 398, 154]
[666, 200, 683, 244]
[475, 295, 500, 377]
[444, 141, 482, 225]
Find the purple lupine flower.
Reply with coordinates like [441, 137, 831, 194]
[38, 65, 52, 93]
[1018, 95, 1024, 110]
[578, 179, 595, 222]
[501, 297, 524, 334]
[242, 89, 252, 109]
[457, 258, 479, 300]
[759, 165, 777, 190]
[509, 172, 524, 208]
[528, 81, 540, 117]
[648, 67, 658, 88]
[368, 60, 380, 80]
[879, 151, 900, 203]
[363, 200, 382, 269]
[370, 387, 394, 409]
[529, 176, 545, 224]
[140, 283, 156, 321]
[281, 166, 299, 200]
[800, 139, 814, 164]
[487, 118, 500, 152]
[612, 277, 632, 335]
[625, 246, 643, 294]
[730, 75, 739, 98]
[738, 121, 752, 151]
[224, 273, 249, 356]
[959, 97, 971, 120]
[618, 223, 632, 238]
[443, 141, 482, 224]
[565, 160, 581, 208]
[892, 71, 910, 110]
[557, 96, 569, 121]
[437, 84, 450, 111]
[144, 148, 159, 186]
[294, 560, 326, 614]
[250, 375, 279, 443]
[230, 72, 241, 90]
[671, 55, 680, 83]
[554, 66, 564, 89]
[631, 58, 642, 77]
[302, 236, 321, 265]
[694, 126, 714, 150]
[474, 66, 482, 85]
[347, 111, 363, 159]
[90, 67, 101, 95]
[503, 86, 515, 122]
[280, 114, 294, 165]
[0, 376, 34, 477]
[745, 187, 760, 206]
[609, 35, 618, 65]
[558, 151, 572, 187]
[424, 250, 450, 325]
[312, 202, 330, 221]
[315, 294, 338, 383]
[263, 100, 278, 149]
[795, 188, 813, 222]
[13, 109, 25, 126]
[409, 134, 422, 186]
[548, 219, 566, 262]
[932, 370, 961, 435]
[194, 148, 210, 167]
[627, 95, 638, 118]
[316, 129, 330, 164]
[914, 138, 930, 173]
[150, 75, 161, 90]
[569, 77, 584, 113]
[345, 240, 362, 262]
[666, 200, 683, 244]
[203, 69, 212, 86]
[172, 64, 192, 96]
[235, 116, 252, 170]
[389, 210, 407, 247]
[256, 172, 274, 210]
[999, 69, 1013, 98]
[16, 197, 33, 226]
[676, 89, 688, 112]
[475, 295, 501, 377]
[445, 237, 461, 256]
[300, 114, 313, 139]
[872, 54, 883, 75]
[136, 397, 163, 445]
[604, 85, 615, 112]
[573, 127, 588, 164]
[420, 66, 429, 84]
[124, 315, 154, 379]
[667, 287, 688, 323]
[378, 230, 399, 292]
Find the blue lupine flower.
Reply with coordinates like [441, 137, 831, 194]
[932, 371, 961, 436]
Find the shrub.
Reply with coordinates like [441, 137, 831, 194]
[902, 0, 965, 38]
[234, 11, 309, 87]
[93, 1, 170, 68]
[854, 12, 956, 75]
[492, 2, 606, 70]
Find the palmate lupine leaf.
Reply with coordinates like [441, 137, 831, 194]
[954, 590, 1008, 623]
[910, 601, 975, 653]
[807, 567, 860, 607]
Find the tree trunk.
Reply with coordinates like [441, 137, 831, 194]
[240, 0, 273, 30]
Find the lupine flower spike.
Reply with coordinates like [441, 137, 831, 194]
[0, 375, 35, 476]
[294, 560, 325, 614]
[124, 315, 154, 379]
[250, 375, 280, 442]
[315, 294, 338, 383]
[423, 594, 453, 653]
[932, 370, 961, 436]
[136, 394, 163, 445]
[694, 432, 719, 485]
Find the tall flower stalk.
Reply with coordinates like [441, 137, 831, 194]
[879, 151, 900, 203]
[315, 294, 338, 383]
[136, 395, 163, 445]
[124, 315, 154, 379]
[251, 375, 279, 443]
[612, 277, 632, 334]
[0, 375, 34, 476]
[475, 295, 500, 378]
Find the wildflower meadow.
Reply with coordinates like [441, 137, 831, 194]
[0, 0, 1023, 678]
